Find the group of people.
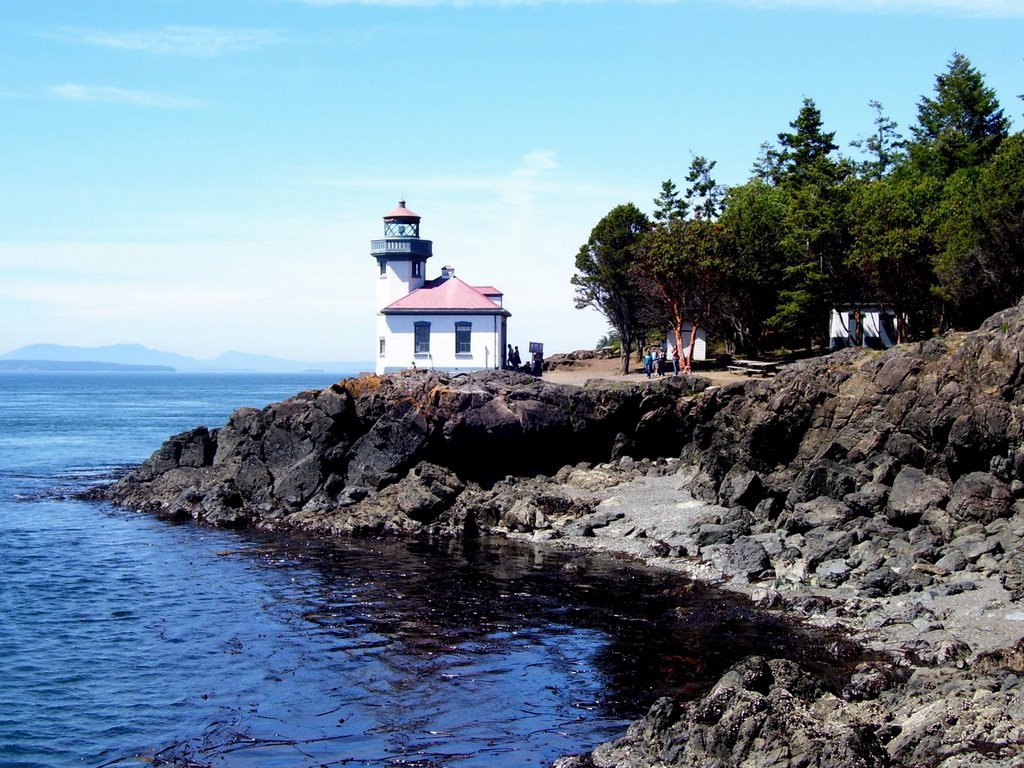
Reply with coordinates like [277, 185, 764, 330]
[643, 344, 685, 378]
[505, 344, 543, 376]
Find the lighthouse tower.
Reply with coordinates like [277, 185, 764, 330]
[372, 200, 433, 311]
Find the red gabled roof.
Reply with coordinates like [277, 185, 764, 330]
[383, 276, 508, 313]
[473, 285, 503, 297]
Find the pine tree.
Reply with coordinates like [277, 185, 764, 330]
[909, 52, 1009, 178]
[652, 179, 689, 226]
[850, 100, 905, 180]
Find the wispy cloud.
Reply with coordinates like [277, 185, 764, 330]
[511, 150, 559, 178]
[51, 25, 282, 57]
[49, 84, 200, 109]
[313, 150, 604, 198]
[292, 0, 1024, 14]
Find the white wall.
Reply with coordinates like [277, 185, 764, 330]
[376, 313, 505, 374]
[376, 258, 426, 311]
[667, 324, 707, 361]
[830, 307, 898, 349]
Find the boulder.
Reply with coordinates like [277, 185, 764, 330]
[887, 467, 949, 529]
[786, 496, 854, 533]
[711, 537, 772, 582]
[946, 471, 1013, 525]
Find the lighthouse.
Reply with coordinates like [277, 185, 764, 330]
[372, 200, 510, 375]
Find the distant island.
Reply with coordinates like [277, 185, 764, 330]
[0, 343, 371, 374]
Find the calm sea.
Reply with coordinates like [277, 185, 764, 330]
[0, 372, 801, 768]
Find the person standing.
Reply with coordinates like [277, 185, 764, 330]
[672, 344, 680, 375]
[643, 349, 653, 378]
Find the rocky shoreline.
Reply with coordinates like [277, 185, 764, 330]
[96, 302, 1024, 767]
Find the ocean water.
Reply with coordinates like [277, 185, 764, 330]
[0, 372, 803, 768]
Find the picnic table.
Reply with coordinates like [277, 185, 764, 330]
[726, 359, 780, 377]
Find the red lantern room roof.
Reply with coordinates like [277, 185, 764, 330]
[383, 199, 420, 221]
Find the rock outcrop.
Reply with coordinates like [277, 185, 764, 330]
[103, 370, 708, 535]
[670, 301, 1024, 602]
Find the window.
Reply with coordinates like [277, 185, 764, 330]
[378, 259, 386, 277]
[379, 337, 386, 357]
[455, 322, 471, 354]
[414, 322, 430, 354]
[412, 260, 422, 278]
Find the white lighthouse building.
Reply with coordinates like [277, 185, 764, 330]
[373, 201, 510, 375]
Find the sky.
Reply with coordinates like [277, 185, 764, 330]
[1, 0, 1022, 363]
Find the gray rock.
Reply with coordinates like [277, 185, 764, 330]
[934, 549, 969, 573]
[589, 657, 890, 768]
[857, 566, 910, 597]
[947, 471, 1013, 525]
[788, 458, 862, 506]
[693, 523, 735, 548]
[887, 467, 949, 528]
[787, 496, 854, 532]
[1000, 542, 1024, 600]
[712, 537, 772, 582]
[844, 482, 890, 515]
[717, 466, 766, 509]
[816, 558, 852, 588]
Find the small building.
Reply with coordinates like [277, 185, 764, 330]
[373, 201, 510, 375]
[666, 324, 707, 363]
[829, 304, 900, 350]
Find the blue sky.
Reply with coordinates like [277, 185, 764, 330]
[1, 0, 1021, 362]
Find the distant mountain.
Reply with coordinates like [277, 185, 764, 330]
[0, 359, 174, 372]
[0, 343, 370, 374]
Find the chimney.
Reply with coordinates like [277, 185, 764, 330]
[441, 265, 455, 279]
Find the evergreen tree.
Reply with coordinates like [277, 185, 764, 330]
[716, 180, 789, 356]
[845, 173, 941, 339]
[769, 98, 852, 346]
[685, 156, 725, 220]
[652, 179, 689, 225]
[774, 97, 847, 188]
[572, 203, 650, 374]
[933, 134, 1024, 326]
[909, 52, 1009, 178]
[850, 100, 905, 180]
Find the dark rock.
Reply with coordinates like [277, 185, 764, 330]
[718, 466, 766, 509]
[842, 661, 898, 701]
[857, 566, 910, 597]
[886, 467, 949, 529]
[844, 482, 889, 516]
[693, 523, 735, 548]
[946, 471, 1013, 525]
[801, 528, 857, 570]
[788, 458, 861, 506]
[1001, 542, 1024, 600]
[786, 496, 854, 533]
[104, 370, 709, 533]
[345, 400, 432, 490]
[713, 538, 772, 581]
[590, 656, 890, 768]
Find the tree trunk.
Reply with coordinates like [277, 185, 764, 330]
[687, 323, 700, 372]
[619, 333, 632, 375]
[669, 307, 686, 374]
